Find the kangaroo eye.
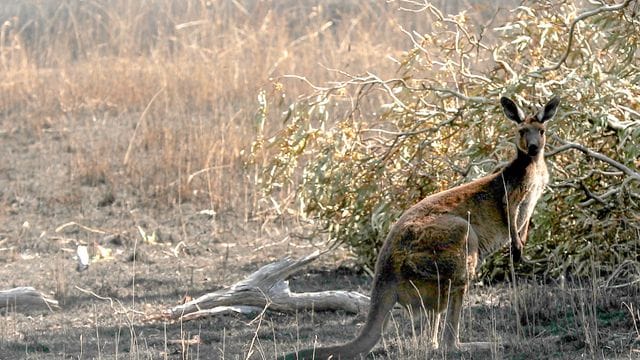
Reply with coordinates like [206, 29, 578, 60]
[539, 129, 545, 135]
[519, 129, 526, 135]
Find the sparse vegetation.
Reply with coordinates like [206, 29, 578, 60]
[0, 0, 638, 359]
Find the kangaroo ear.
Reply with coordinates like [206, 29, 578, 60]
[536, 96, 560, 123]
[500, 97, 524, 123]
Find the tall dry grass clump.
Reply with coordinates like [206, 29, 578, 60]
[0, 0, 424, 212]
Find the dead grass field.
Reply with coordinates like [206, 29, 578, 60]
[0, 1, 639, 359]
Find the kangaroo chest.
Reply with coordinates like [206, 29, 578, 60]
[514, 167, 549, 232]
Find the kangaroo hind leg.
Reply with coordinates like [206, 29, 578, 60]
[442, 285, 494, 353]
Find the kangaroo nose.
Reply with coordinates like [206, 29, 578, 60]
[528, 144, 539, 154]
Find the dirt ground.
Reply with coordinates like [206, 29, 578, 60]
[1, 120, 639, 360]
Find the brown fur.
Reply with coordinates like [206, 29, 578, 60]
[281, 96, 560, 360]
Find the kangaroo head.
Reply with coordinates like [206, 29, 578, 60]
[500, 96, 560, 157]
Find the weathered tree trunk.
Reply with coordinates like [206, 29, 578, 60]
[164, 251, 370, 321]
[0, 287, 59, 313]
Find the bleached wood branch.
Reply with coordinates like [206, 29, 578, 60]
[164, 251, 370, 321]
[0, 287, 59, 313]
[546, 136, 640, 182]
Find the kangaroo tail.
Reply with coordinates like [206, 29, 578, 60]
[280, 278, 397, 360]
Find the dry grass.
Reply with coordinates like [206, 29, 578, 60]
[0, 0, 425, 213]
[275, 276, 639, 359]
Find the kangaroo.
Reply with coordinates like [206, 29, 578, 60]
[281, 96, 560, 360]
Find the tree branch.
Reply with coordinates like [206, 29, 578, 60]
[535, 0, 633, 74]
[546, 136, 640, 182]
[420, 84, 491, 104]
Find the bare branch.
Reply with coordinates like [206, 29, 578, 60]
[279, 74, 331, 91]
[579, 181, 608, 205]
[421, 85, 491, 103]
[365, 72, 411, 111]
[546, 136, 640, 182]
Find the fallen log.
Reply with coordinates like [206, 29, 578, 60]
[164, 251, 370, 321]
[0, 287, 59, 313]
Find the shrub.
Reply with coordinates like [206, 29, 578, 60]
[252, 1, 640, 279]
